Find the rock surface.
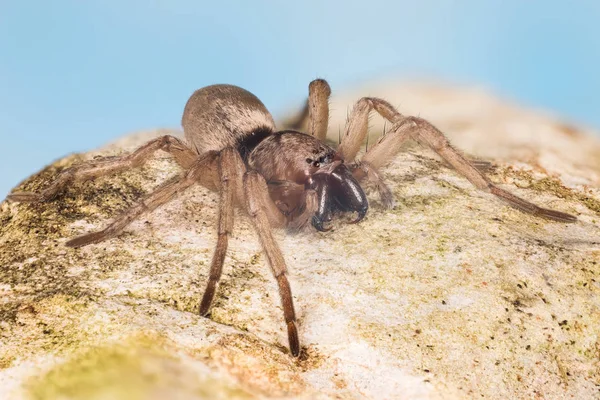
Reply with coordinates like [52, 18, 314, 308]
[1, 82, 600, 399]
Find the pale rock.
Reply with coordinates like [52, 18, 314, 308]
[1, 82, 599, 399]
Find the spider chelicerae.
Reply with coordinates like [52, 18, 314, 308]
[7, 79, 576, 357]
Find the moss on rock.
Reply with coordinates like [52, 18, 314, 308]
[27, 333, 253, 400]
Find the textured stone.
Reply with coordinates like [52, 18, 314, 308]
[1, 82, 599, 399]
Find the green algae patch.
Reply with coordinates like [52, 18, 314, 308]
[0, 153, 152, 319]
[1, 295, 109, 371]
[394, 194, 451, 212]
[27, 333, 253, 400]
[0, 355, 16, 369]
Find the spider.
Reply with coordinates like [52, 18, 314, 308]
[7, 79, 577, 357]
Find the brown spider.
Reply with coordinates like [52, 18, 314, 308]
[7, 79, 577, 357]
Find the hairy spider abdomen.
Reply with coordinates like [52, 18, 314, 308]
[182, 84, 276, 155]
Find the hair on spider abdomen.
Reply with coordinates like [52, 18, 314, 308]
[182, 85, 277, 155]
[7, 79, 578, 358]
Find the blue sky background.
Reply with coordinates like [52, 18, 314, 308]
[1, 1, 599, 199]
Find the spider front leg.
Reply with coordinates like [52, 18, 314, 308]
[267, 180, 319, 231]
[199, 148, 242, 316]
[403, 118, 576, 222]
[244, 171, 300, 357]
[338, 97, 406, 208]
[339, 97, 493, 208]
[349, 160, 395, 208]
[307, 79, 331, 141]
[349, 98, 577, 222]
[7, 135, 197, 203]
[281, 79, 331, 142]
[197, 149, 302, 357]
[198, 148, 286, 316]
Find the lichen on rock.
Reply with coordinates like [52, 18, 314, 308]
[1, 83, 600, 399]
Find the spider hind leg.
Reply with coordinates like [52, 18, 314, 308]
[66, 152, 218, 248]
[7, 135, 197, 203]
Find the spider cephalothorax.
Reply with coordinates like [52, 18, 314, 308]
[247, 129, 368, 231]
[7, 79, 577, 357]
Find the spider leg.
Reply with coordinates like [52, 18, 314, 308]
[307, 79, 331, 141]
[199, 148, 240, 316]
[200, 148, 288, 318]
[338, 98, 378, 162]
[244, 171, 300, 357]
[7, 135, 197, 203]
[65, 152, 218, 248]
[280, 79, 331, 142]
[267, 180, 318, 230]
[352, 99, 576, 222]
[338, 98, 407, 207]
[288, 189, 318, 231]
[340, 98, 498, 208]
[351, 161, 395, 208]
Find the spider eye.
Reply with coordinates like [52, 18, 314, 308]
[313, 162, 320, 168]
[306, 158, 313, 164]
